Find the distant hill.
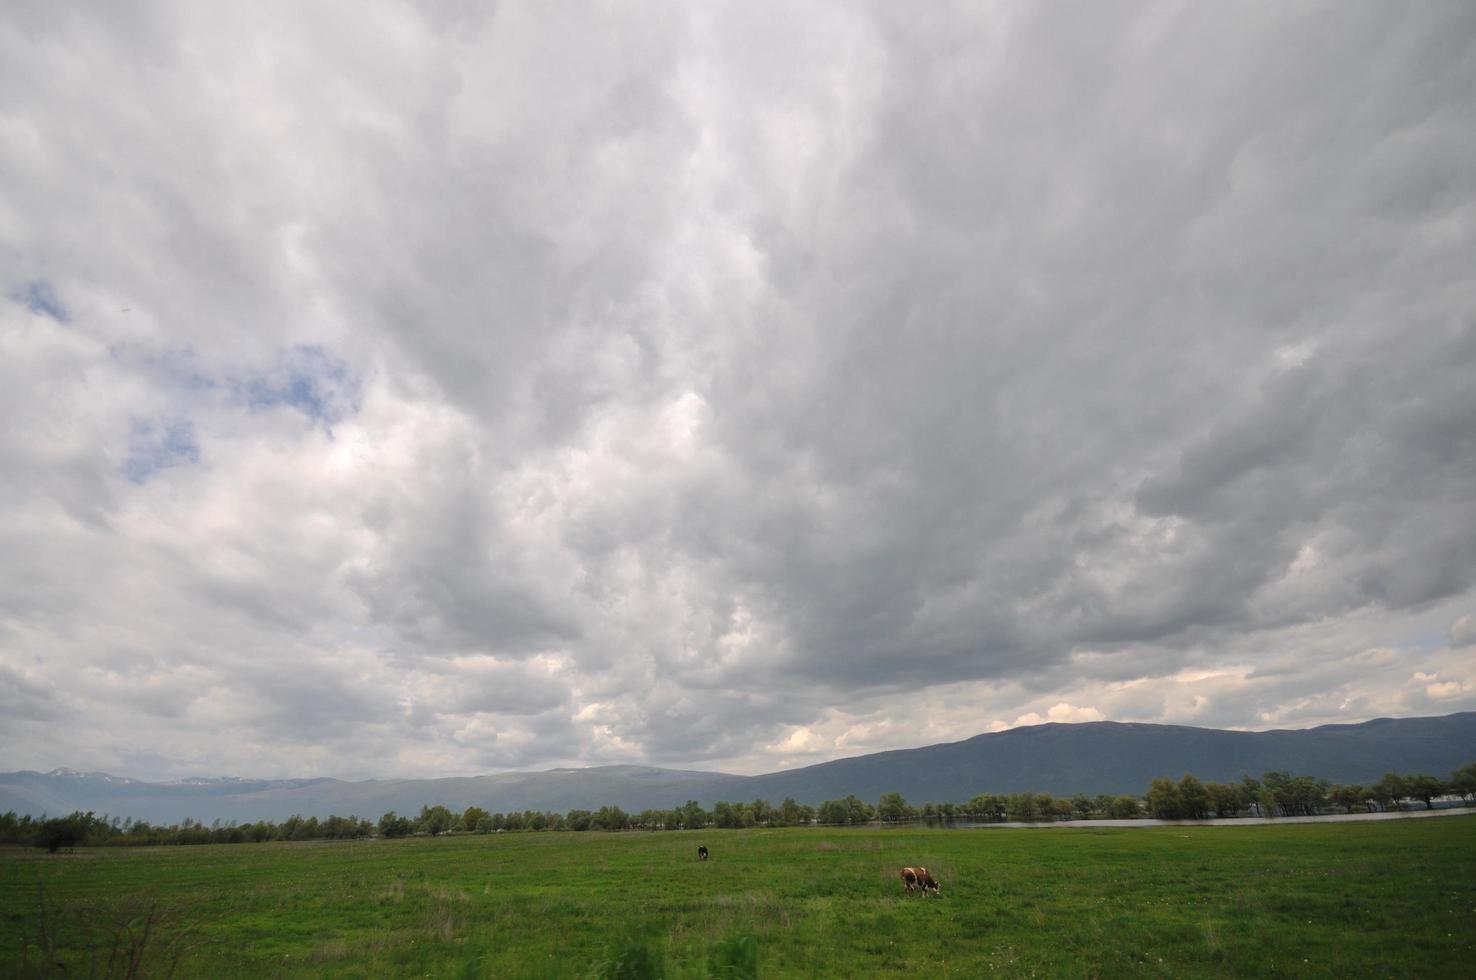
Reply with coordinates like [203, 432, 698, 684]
[4, 713, 1473, 823]
[696, 712, 1476, 806]
[0, 764, 719, 825]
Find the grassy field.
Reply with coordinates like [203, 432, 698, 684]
[2, 815, 1473, 978]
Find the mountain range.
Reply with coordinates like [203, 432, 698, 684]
[3, 712, 1472, 824]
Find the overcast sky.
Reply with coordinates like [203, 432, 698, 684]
[2, 1, 1473, 782]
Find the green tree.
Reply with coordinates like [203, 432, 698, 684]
[877, 792, 914, 822]
[322, 814, 363, 839]
[1205, 782, 1241, 818]
[1178, 774, 1210, 819]
[1372, 772, 1407, 811]
[566, 809, 592, 831]
[842, 795, 874, 824]
[592, 805, 629, 830]
[1146, 777, 1182, 819]
[1110, 795, 1141, 819]
[417, 805, 455, 836]
[1256, 771, 1327, 816]
[0, 811, 20, 844]
[1240, 775, 1263, 816]
[1291, 775, 1330, 815]
[711, 801, 742, 829]
[967, 794, 1006, 820]
[1451, 762, 1476, 803]
[460, 806, 489, 832]
[817, 799, 850, 825]
[378, 811, 413, 838]
[1006, 793, 1039, 821]
[35, 813, 88, 853]
[1403, 773, 1444, 810]
[1262, 771, 1294, 815]
[1071, 794, 1095, 819]
[1329, 784, 1366, 814]
[680, 800, 708, 830]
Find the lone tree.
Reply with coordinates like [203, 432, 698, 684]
[36, 814, 87, 853]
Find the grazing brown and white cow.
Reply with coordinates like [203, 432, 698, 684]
[900, 866, 940, 896]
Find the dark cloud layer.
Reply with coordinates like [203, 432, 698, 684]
[1, 1, 1473, 779]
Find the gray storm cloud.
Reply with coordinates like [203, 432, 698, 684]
[1, 1, 1473, 780]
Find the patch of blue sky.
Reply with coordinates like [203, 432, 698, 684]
[239, 345, 362, 427]
[12, 279, 69, 323]
[121, 418, 201, 484]
[123, 347, 218, 392]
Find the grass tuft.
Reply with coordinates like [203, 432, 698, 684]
[592, 929, 665, 980]
[706, 932, 758, 979]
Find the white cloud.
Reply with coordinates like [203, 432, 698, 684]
[1013, 704, 1105, 727]
[2, 1, 1475, 780]
[768, 726, 822, 755]
[1426, 681, 1463, 700]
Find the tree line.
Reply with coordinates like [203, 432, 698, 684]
[0, 810, 377, 852]
[5, 761, 1471, 851]
[1143, 763, 1476, 819]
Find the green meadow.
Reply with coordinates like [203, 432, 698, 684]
[3, 816, 1473, 978]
